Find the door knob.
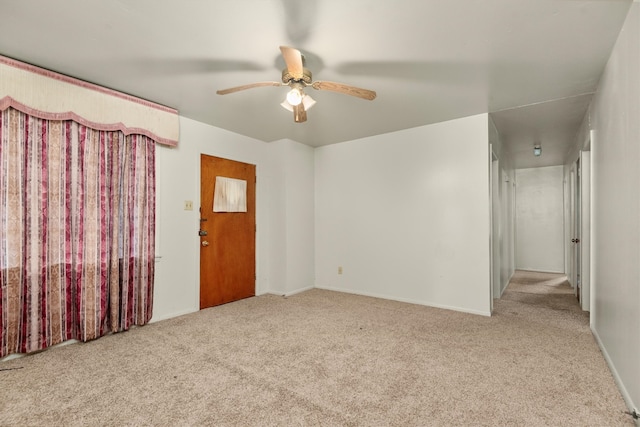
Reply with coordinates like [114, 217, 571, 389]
[201, 241, 209, 247]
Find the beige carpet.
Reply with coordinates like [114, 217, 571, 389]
[501, 270, 585, 313]
[0, 271, 633, 426]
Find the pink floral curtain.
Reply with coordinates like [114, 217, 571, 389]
[0, 107, 155, 358]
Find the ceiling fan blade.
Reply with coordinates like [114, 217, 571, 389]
[280, 46, 304, 80]
[311, 81, 377, 100]
[216, 81, 282, 95]
[293, 103, 307, 123]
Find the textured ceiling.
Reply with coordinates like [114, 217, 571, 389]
[0, 0, 632, 168]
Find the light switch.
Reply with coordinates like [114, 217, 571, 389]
[184, 200, 193, 211]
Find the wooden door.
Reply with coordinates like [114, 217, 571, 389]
[200, 155, 256, 309]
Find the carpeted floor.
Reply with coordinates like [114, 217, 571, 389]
[501, 270, 586, 313]
[0, 271, 633, 426]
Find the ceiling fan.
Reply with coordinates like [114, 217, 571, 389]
[216, 46, 376, 123]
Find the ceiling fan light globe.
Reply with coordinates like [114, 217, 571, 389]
[281, 94, 315, 112]
[302, 95, 316, 110]
[286, 88, 303, 106]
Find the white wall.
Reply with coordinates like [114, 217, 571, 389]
[152, 117, 314, 322]
[269, 139, 315, 296]
[489, 116, 516, 297]
[584, 1, 640, 413]
[315, 114, 491, 316]
[515, 166, 565, 273]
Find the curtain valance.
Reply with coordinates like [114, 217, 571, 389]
[0, 55, 179, 146]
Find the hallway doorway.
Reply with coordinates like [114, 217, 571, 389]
[501, 270, 583, 314]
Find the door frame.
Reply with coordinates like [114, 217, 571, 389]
[569, 161, 580, 295]
[490, 147, 501, 312]
[579, 150, 591, 312]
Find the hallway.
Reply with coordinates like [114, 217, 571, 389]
[493, 270, 634, 424]
[500, 270, 585, 315]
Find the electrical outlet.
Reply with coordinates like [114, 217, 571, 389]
[184, 200, 193, 211]
[338, 266, 343, 275]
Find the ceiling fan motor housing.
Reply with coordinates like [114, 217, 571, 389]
[282, 68, 312, 85]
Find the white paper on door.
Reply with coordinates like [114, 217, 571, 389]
[213, 176, 247, 212]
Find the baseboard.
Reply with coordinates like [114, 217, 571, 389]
[265, 286, 314, 298]
[499, 270, 516, 297]
[149, 308, 199, 324]
[1, 353, 22, 362]
[3, 309, 200, 362]
[1, 339, 80, 362]
[499, 284, 508, 298]
[315, 285, 491, 317]
[516, 268, 565, 274]
[592, 326, 638, 422]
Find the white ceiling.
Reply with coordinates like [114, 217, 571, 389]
[0, 0, 632, 168]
